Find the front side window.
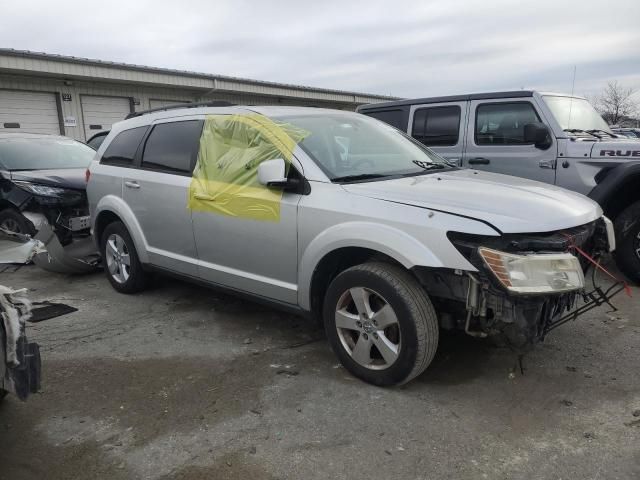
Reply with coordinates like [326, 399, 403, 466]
[276, 112, 451, 182]
[101, 127, 147, 166]
[412, 106, 461, 146]
[142, 121, 203, 174]
[0, 137, 95, 170]
[475, 102, 540, 145]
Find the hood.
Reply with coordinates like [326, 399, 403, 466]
[10, 168, 87, 191]
[342, 169, 601, 234]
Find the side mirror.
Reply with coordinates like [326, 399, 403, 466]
[257, 158, 288, 188]
[524, 122, 552, 150]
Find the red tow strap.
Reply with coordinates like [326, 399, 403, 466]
[563, 234, 632, 297]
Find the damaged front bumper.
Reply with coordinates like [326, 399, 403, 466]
[415, 218, 624, 350]
[0, 222, 99, 274]
[0, 287, 41, 401]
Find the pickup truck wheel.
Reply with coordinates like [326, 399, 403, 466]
[323, 262, 438, 386]
[100, 221, 147, 293]
[0, 208, 35, 236]
[614, 200, 640, 283]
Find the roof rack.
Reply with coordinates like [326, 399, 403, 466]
[125, 100, 236, 119]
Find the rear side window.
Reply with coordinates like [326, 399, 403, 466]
[101, 127, 147, 165]
[411, 106, 461, 146]
[475, 102, 540, 145]
[142, 120, 203, 174]
[363, 109, 406, 130]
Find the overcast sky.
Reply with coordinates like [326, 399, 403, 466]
[1, 0, 639, 98]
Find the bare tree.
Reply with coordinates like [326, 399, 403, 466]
[594, 81, 638, 125]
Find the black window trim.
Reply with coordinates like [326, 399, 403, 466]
[99, 125, 150, 168]
[411, 104, 462, 147]
[473, 101, 541, 147]
[136, 119, 204, 177]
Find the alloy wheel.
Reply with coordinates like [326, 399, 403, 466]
[335, 287, 401, 370]
[105, 233, 131, 284]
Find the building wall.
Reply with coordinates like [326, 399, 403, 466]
[0, 73, 362, 141]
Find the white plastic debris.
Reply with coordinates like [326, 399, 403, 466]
[0, 285, 32, 366]
[0, 228, 46, 264]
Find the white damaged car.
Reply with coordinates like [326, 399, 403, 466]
[88, 106, 618, 386]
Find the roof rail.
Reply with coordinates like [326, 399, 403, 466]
[125, 100, 236, 119]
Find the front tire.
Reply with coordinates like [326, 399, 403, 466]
[0, 208, 35, 236]
[323, 262, 439, 386]
[614, 200, 640, 283]
[100, 221, 147, 293]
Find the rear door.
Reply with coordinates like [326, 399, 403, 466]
[121, 119, 203, 276]
[408, 102, 467, 165]
[463, 99, 557, 183]
[81, 95, 131, 141]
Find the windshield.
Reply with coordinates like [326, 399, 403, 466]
[543, 95, 611, 132]
[274, 113, 450, 182]
[0, 137, 95, 170]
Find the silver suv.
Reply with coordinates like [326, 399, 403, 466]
[87, 105, 615, 386]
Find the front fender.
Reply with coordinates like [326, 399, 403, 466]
[93, 195, 149, 264]
[588, 161, 640, 214]
[297, 221, 474, 310]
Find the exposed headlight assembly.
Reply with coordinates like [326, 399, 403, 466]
[14, 181, 82, 206]
[478, 247, 584, 294]
[14, 181, 70, 197]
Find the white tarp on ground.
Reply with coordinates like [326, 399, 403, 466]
[0, 286, 32, 366]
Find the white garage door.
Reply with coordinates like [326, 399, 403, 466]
[0, 90, 61, 135]
[81, 95, 131, 140]
[149, 99, 190, 109]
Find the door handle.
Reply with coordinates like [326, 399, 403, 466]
[539, 159, 557, 169]
[124, 181, 140, 189]
[468, 157, 490, 165]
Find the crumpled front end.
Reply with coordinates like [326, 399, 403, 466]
[414, 218, 620, 350]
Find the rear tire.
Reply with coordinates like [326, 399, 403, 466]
[100, 221, 147, 293]
[0, 208, 35, 236]
[323, 262, 439, 386]
[613, 200, 640, 283]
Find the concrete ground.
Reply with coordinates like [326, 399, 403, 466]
[0, 262, 638, 480]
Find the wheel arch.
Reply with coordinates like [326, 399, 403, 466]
[93, 195, 149, 263]
[589, 163, 640, 220]
[298, 222, 446, 314]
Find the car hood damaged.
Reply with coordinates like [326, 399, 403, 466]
[342, 169, 602, 233]
[10, 168, 88, 191]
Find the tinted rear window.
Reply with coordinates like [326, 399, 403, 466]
[141, 121, 203, 174]
[412, 106, 461, 146]
[101, 127, 147, 166]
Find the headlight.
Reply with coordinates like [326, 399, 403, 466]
[478, 247, 584, 294]
[14, 181, 70, 197]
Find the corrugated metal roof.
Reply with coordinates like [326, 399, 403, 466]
[0, 48, 400, 102]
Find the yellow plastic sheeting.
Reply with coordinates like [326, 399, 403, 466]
[188, 114, 309, 221]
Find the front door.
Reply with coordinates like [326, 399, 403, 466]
[462, 99, 557, 184]
[190, 114, 301, 304]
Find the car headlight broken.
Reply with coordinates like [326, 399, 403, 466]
[478, 247, 584, 294]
